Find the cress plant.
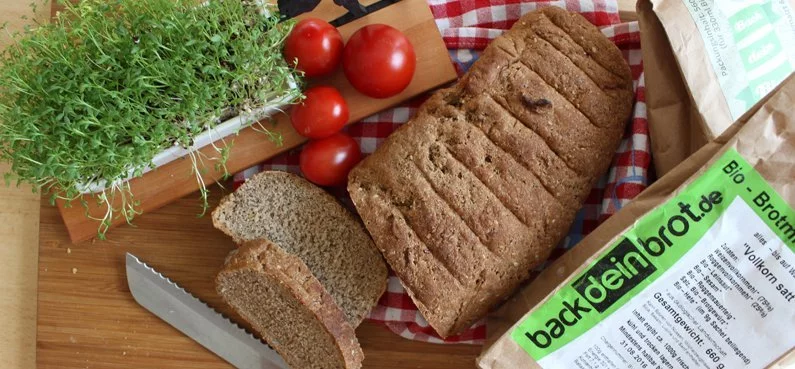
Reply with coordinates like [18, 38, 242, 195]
[0, 0, 302, 238]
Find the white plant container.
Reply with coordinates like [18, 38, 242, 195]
[76, 79, 299, 194]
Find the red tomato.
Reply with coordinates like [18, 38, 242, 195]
[300, 133, 362, 186]
[343, 24, 416, 98]
[290, 86, 349, 139]
[284, 18, 344, 78]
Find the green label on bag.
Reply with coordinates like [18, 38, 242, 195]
[730, 5, 769, 41]
[682, 0, 795, 120]
[750, 59, 794, 99]
[739, 34, 783, 71]
[511, 149, 795, 369]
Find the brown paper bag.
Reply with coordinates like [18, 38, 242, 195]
[479, 76, 795, 369]
[639, 0, 795, 176]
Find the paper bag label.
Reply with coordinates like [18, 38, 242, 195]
[511, 149, 795, 369]
[682, 0, 795, 120]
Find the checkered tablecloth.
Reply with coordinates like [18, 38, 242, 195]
[234, 0, 649, 345]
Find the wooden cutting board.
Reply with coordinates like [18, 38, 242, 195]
[38, 183, 481, 368]
[40, 2, 470, 367]
[54, 0, 458, 243]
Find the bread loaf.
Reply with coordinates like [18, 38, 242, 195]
[216, 240, 363, 369]
[347, 6, 633, 338]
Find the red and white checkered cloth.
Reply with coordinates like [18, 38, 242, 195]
[234, 0, 648, 345]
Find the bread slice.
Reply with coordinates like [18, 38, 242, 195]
[212, 171, 387, 327]
[347, 6, 633, 337]
[216, 240, 363, 369]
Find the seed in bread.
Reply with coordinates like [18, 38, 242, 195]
[347, 6, 634, 338]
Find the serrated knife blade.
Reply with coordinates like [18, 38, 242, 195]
[125, 253, 289, 369]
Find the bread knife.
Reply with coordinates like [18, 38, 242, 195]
[125, 253, 289, 369]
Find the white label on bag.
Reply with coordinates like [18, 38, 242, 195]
[512, 150, 795, 369]
[535, 199, 795, 369]
[682, 0, 795, 120]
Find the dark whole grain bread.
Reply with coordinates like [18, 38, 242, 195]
[212, 171, 387, 327]
[216, 240, 363, 369]
[347, 6, 633, 338]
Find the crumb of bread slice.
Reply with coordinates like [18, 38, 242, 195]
[216, 240, 363, 369]
[212, 171, 387, 328]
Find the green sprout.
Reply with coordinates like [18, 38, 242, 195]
[0, 0, 302, 239]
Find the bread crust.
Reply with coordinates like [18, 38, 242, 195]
[348, 6, 633, 337]
[217, 240, 364, 369]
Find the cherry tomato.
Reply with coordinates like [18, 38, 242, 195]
[300, 133, 362, 186]
[284, 18, 344, 78]
[343, 24, 416, 98]
[290, 86, 349, 139]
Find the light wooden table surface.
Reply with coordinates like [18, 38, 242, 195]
[0, 3, 48, 368]
[0, 1, 637, 367]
